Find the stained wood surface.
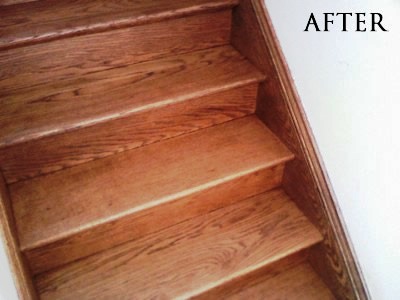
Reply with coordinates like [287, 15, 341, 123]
[0, 84, 258, 184]
[196, 260, 335, 300]
[35, 189, 322, 299]
[0, 174, 37, 299]
[12, 116, 294, 273]
[0, 46, 264, 148]
[192, 249, 307, 299]
[0, 1, 349, 298]
[232, 0, 368, 299]
[0, 0, 238, 50]
[0, 10, 232, 95]
[27, 164, 286, 276]
[0, 0, 36, 5]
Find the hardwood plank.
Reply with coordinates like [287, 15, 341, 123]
[0, 10, 232, 95]
[0, 84, 258, 184]
[231, 0, 368, 299]
[0, 45, 264, 148]
[195, 259, 335, 300]
[0, 0, 36, 5]
[35, 189, 323, 299]
[0, 0, 238, 50]
[0, 173, 37, 299]
[11, 116, 294, 274]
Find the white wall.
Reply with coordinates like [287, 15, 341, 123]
[264, 0, 400, 299]
[0, 238, 18, 300]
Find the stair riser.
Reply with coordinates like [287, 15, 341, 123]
[0, 10, 231, 95]
[1, 84, 258, 184]
[26, 163, 286, 275]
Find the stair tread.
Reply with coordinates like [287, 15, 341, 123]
[35, 189, 322, 299]
[198, 262, 335, 300]
[0, 0, 238, 50]
[12, 116, 294, 251]
[0, 45, 264, 148]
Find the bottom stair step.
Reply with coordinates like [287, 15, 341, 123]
[227, 262, 336, 299]
[195, 253, 335, 300]
[35, 189, 323, 299]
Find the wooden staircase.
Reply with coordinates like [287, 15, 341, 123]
[0, 1, 366, 299]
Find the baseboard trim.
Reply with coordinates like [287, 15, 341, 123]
[0, 173, 37, 299]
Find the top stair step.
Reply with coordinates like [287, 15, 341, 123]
[0, 0, 239, 50]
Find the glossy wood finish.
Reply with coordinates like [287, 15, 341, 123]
[28, 164, 285, 276]
[0, 46, 264, 149]
[0, 0, 36, 5]
[0, 0, 238, 50]
[12, 116, 294, 274]
[0, 173, 37, 299]
[0, 1, 346, 298]
[35, 189, 322, 299]
[0, 10, 232, 95]
[231, 1, 368, 299]
[193, 250, 310, 299]
[0, 84, 258, 183]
